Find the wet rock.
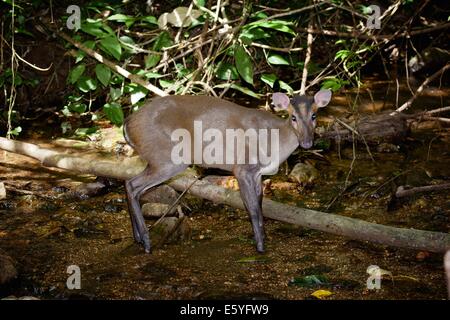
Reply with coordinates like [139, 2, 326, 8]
[52, 186, 70, 193]
[74, 177, 120, 199]
[95, 127, 128, 153]
[140, 185, 179, 205]
[0, 201, 15, 210]
[288, 162, 319, 186]
[142, 202, 176, 218]
[376, 143, 399, 153]
[74, 182, 106, 199]
[140, 185, 180, 217]
[104, 202, 120, 213]
[0, 249, 17, 285]
[152, 217, 191, 243]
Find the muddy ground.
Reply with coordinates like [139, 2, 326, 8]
[0, 127, 449, 299]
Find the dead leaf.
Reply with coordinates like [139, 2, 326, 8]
[311, 289, 333, 299]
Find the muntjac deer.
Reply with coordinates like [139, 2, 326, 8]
[123, 90, 332, 253]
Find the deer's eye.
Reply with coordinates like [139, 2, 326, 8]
[311, 113, 317, 120]
[291, 115, 297, 122]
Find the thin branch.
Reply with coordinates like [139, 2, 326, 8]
[391, 63, 450, 115]
[300, 11, 314, 95]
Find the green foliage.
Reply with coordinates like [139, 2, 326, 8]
[242, 20, 296, 36]
[153, 32, 173, 51]
[260, 74, 293, 94]
[289, 275, 329, 288]
[103, 102, 124, 125]
[76, 76, 97, 92]
[51, 0, 385, 130]
[145, 54, 161, 69]
[267, 54, 290, 66]
[321, 77, 349, 91]
[68, 64, 86, 84]
[95, 64, 111, 87]
[216, 62, 239, 81]
[74, 126, 98, 138]
[99, 35, 122, 60]
[235, 45, 253, 85]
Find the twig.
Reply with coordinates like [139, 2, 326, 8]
[257, 3, 324, 22]
[422, 116, 450, 124]
[14, 51, 52, 71]
[423, 106, 450, 115]
[391, 64, 450, 115]
[300, 11, 314, 95]
[149, 177, 199, 230]
[250, 42, 303, 52]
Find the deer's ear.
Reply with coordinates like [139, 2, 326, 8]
[314, 89, 332, 108]
[272, 92, 290, 110]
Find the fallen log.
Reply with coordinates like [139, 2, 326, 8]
[1, 137, 449, 253]
[395, 183, 450, 198]
[321, 112, 409, 144]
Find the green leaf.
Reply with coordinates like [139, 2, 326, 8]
[234, 45, 253, 85]
[109, 87, 122, 101]
[129, 86, 148, 104]
[153, 31, 173, 51]
[158, 79, 175, 89]
[107, 14, 130, 22]
[194, 0, 206, 7]
[95, 64, 111, 87]
[68, 64, 86, 84]
[80, 20, 107, 37]
[14, 75, 23, 86]
[100, 35, 122, 60]
[321, 78, 349, 91]
[176, 64, 191, 78]
[74, 127, 98, 138]
[216, 62, 239, 80]
[141, 16, 158, 25]
[145, 54, 161, 68]
[8, 126, 22, 136]
[136, 70, 165, 79]
[267, 54, 290, 65]
[107, 14, 136, 28]
[214, 83, 261, 99]
[279, 80, 293, 94]
[251, 11, 269, 19]
[119, 36, 137, 53]
[103, 102, 124, 126]
[110, 74, 124, 85]
[260, 73, 277, 87]
[68, 102, 87, 114]
[239, 27, 271, 43]
[76, 76, 97, 92]
[244, 20, 295, 36]
[334, 49, 351, 61]
[289, 275, 328, 288]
